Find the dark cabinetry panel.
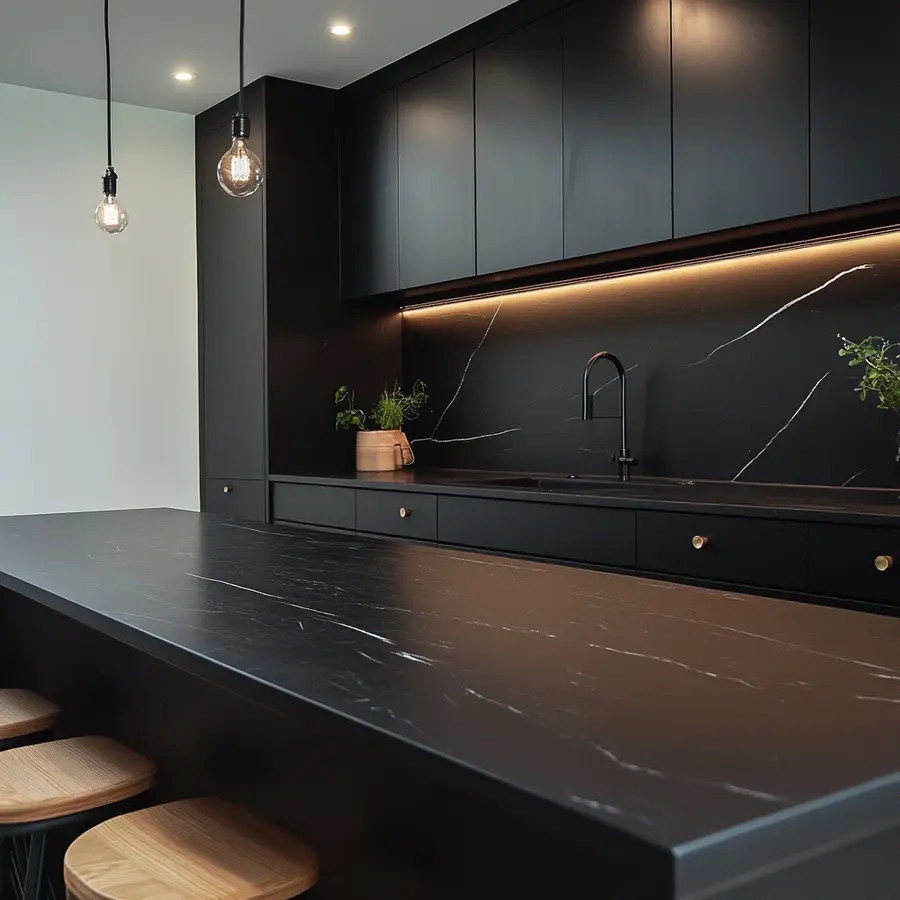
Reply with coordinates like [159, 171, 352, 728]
[204, 479, 266, 521]
[807, 523, 900, 606]
[637, 511, 806, 591]
[811, 0, 900, 211]
[563, 0, 672, 259]
[271, 483, 356, 531]
[357, 490, 437, 542]
[197, 120, 266, 482]
[438, 497, 636, 568]
[398, 54, 476, 288]
[340, 90, 400, 299]
[475, 16, 563, 275]
[672, 0, 808, 237]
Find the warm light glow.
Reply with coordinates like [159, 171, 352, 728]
[328, 23, 352, 36]
[230, 148, 252, 183]
[172, 71, 198, 82]
[401, 227, 900, 317]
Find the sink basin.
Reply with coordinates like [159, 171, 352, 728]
[465, 475, 658, 494]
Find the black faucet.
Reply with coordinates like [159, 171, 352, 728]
[582, 351, 637, 482]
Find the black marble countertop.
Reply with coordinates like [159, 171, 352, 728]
[0, 509, 898, 896]
[270, 468, 900, 524]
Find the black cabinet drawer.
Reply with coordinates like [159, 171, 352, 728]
[271, 483, 355, 531]
[438, 497, 635, 568]
[807, 524, 900, 606]
[637, 512, 806, 590]
[205, 479, 266, 522]
[357, 490, 437, 542]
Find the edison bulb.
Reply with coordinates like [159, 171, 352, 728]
[217, 137, 263, 197]
[94, 194, 128, 234]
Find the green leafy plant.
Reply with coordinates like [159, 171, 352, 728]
[838, 335, 900, 461]
[371, 380, 428, 431]
[334, 381, 428, 432]
[334, 386, 366, 431]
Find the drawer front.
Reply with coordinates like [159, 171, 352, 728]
[271, 483, 355, 530]
[357, 490, 437, 541]
[205, 479, 265, 521]
[637, 511, 806, 590]
[807, 523, 900, 606]
[438, 497, 636, 568]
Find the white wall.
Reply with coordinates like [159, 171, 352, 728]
[0, 83, 199, 515]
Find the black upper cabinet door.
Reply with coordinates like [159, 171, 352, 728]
[475, 16, 563, 275]
[398, 54, 476, 289]
[672, 0, 809, 238]
[340, 90, 400, 299]
[811, 1, 900, 211]
[564, 0, 672, 259]
[198, 122, 266, 481]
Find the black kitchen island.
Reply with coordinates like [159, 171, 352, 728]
[0, 508, 898, 899]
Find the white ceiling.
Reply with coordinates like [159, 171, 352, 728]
[0, 0, 517, 115]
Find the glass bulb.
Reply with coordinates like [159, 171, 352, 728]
[217, 137, 263, 197]
[94, 193, 128, 234]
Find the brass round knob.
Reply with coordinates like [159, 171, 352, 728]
[692, 535, 709, 550]
[399, 507, 411, 519]
[875, 555, 893, 572]
[222, 485, 233, 494]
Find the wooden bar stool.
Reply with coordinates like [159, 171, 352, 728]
[0, 736, 156, 900]
[65, 798, 319, 900]
[0, 690, 59, 751]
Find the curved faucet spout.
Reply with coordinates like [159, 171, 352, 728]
[581, 351, 636, 482]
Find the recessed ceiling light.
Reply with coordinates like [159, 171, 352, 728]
[172, 71, 198, 83]
[328, 23, 352, 37]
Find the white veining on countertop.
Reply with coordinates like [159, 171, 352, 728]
[692, 265, 873, 365]
[855, 695, 900, 704]
[393, 650, 438, 666]
[465, 688, 525, 716]
[733, 371, 831, 481]
[592, 645, 761, 689]
[312, 617, 395, 645]
[871, 674, 900, 682]
[357, 651, 387, 665]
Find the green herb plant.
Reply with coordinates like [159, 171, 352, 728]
[371, 380, 428, 431]
[334, 381, 428, 432]
[334, 386, 367, 431]
[838, 335, 900, 461]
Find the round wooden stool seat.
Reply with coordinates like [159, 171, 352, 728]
[0, 736, 156, 825]
[64, 797, 320, 900]
[0, 690, 59, 740]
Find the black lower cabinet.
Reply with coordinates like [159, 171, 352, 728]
[356, 490, 437, 542]
[438, 497, 636, 568]
[271, 483, 356, 531]
[637, 511, 806, 591]
[204, 479, 266, 521]
[806, 523, 900, 606]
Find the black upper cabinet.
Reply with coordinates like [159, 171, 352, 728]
[340, 90, 400, 299]
[672, 0, 809, 238]
[563, 0, 672, 259]
[811, 0, 900, 211]
[197, 115, 266, 484]
[475, 16, 563, 275]
[398, 54, 476, 288]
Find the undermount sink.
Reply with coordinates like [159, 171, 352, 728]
[465, 475, 662, 494]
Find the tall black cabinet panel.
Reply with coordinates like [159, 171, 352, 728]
[811, 0, 900, 211]
[475, 16, 563, 275]
[563, 0, 672, 260]
[340, 89, 400, 299]
[398, 54, 475, 288]
[672, 0, 809, 238]
[197, 105, 266, 495]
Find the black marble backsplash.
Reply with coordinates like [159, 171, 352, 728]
[402, 230, 900, 488]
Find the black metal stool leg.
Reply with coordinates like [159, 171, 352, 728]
[22, 834, 46, 900]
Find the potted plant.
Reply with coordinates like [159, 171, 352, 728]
[839, 335, 900, 461]
[335, 381, 427, 472]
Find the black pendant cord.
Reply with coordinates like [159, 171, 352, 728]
[104, 0, 112, 169]
[238, 0, 245, 116]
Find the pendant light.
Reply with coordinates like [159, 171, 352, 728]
[217, 0, 264, 197]
[94, 0, 128, 234]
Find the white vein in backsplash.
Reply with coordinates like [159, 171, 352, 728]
[842, 469, 867, 487]
[414, 428, 522, 445]
[419, 297, 506, 443]
[566, 364, 640, 409]
[691, 265, 873, 366]
[732, 371, 831, 482]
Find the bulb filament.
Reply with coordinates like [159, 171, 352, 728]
[230, 144, 251, 184]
